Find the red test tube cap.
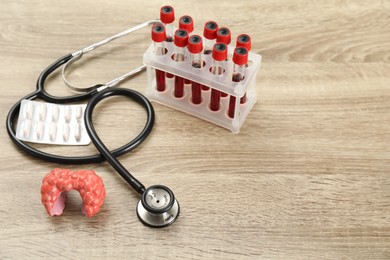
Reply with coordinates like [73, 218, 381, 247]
[233, 47, 249, 65]
[188, 35, 203, 53]
[179, 15, 194, 34]
[160, 5, 175, 24]
[151, 23, 166, 42]
[203, 21, 218, 40]
[212, 43, 228, 61]
[236, 34, 251, 51]
[174, 29, 189, 47]
[216, 27, 231, 45]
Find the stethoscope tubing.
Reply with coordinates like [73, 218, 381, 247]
[5, 19, 180, 227]
[6, 55, 154, 166]
[84, 88, 155, 193]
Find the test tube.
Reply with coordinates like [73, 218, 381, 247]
[216, 27, 231, 97]
[187, 35, 204, 104]
[173, 29, 189, 98]
[160, 5, 175, 40]
[228, 47, 248, 118]
[203, 21, 218, 53]
[160, 5, 175, 78]
[236, 34, 252, 104]
[202, 21, 218, 91]
[151, 23, 167, 92]
[209, 43, 228, 111]
[179, 15, 194, 85]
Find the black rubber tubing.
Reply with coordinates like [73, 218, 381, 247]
[6, 54, 154, 171]
[84, 88, 155, 193]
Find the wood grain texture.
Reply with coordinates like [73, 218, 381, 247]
[1, 0, 389, 259]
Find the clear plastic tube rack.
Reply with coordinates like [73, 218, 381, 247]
[144, 11, 262, 133]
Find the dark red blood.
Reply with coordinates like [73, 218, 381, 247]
[191, 82, 202, 104]
[228, 96, 236, 118]
[174, 76, 184, 98]
[201, 85, 210, 91]
[210, 89, 221, 111]
[156, 69, 166, 91]
[184, 79, 191, 84]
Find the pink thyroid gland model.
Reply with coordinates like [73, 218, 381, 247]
[41, 168, 106, 218]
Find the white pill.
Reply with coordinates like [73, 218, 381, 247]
[75, 106, 83, 121]
[63, 123, 70, 142]
[39, 103, 47, 121]
[37, 121, 45, 140]
[49, 123, 57, 141]
[23, 120, 32, 138]
[52, 105, 59, 122]
[25, 102, 34, 119]
[64, 106, 72, 123]
[74, 123, 82, 142]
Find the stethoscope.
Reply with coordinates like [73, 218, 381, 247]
[6, 20, 180, 228]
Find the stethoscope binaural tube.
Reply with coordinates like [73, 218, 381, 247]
[62, 20, 160, 93]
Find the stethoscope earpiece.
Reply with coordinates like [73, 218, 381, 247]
[137, 185, 180, 228]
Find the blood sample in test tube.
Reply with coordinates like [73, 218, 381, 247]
[173, 29, 189, 98]
[228, 47, 248, 118]
[209, 43, 228, 111]
[236, 34, 252, 104]
[203, 21, 218, 53]
[216, 27, 232, 97]
[160, 5, 175, 78]
[179, 15, 194, 85]
[202, 21, 218, 91]
[151, 23, 167, 92]
[188, 35, 204, 104]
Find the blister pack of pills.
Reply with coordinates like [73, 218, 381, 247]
[16, 100, 91, 145]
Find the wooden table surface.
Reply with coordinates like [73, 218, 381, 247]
[1, 0, 389, 259]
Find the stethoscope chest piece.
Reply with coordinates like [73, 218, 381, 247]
[136, 185, 180, 228]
